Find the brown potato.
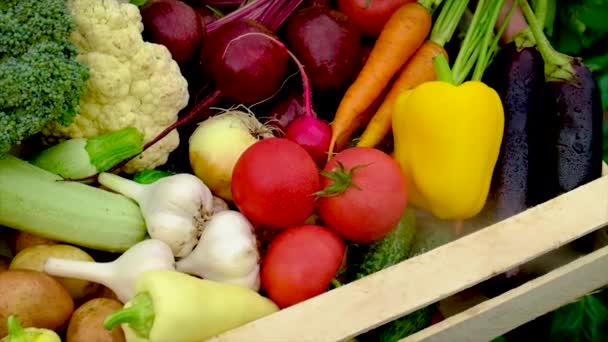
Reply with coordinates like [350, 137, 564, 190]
[10, 244, 99, 300]
[95, 286, 121, 302]
[12, 231, 57, 255]
[66, 298, 126, 342]
[0, 270, 74, 336]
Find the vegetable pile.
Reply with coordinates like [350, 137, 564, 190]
[0, 0, 605, 341]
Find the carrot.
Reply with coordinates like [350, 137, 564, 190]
[328, 0, 440, 154]
[356, 0, 471, 148]
[356, 41, 447, 147]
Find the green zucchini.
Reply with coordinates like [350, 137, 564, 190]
[0, 154, 147, 252]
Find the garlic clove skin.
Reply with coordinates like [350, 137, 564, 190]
[110, 239, 176, 301]
[176, 210, 261, 291]
[212, 196, 229, 213]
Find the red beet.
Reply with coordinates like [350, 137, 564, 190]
[285, 6, 362, 93]
[141, 0, 205, 64]
[203, 20, 290, 104]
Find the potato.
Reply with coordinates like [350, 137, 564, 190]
[12, 231, 57, 255]
[67, 298, 126, 342]
[95, 286, 121, 302]
[0, 270, 74, 336]
[10, 244, 99, 300]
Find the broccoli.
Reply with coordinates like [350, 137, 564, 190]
[0, 0, 89, 155]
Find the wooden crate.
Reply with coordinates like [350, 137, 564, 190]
[210, 162, 608, 342]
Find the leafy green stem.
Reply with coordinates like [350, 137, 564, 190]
[430, 0, 471, 47]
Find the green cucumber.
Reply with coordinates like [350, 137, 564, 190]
[348, 208, 456, 342]
[346, 208, 416, 281]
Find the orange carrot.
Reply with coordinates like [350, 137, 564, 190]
[356, 41, 447, 148]
[328, 1, 436, 155]
[356, 0, 473, 148]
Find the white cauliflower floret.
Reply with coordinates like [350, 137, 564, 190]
[42, 0, 189, 173]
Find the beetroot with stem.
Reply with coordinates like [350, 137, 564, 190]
[242, 33, 332, 168]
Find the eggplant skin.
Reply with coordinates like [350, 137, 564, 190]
[547, 61, 604, 193]
[483, 42, 558, 221]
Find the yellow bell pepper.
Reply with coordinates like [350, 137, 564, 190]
[391, 0, 507, 220]
[392, 81, 504, 220]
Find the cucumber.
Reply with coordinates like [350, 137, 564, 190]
[348, 208, 456, 342]
[346, 208, 416, 281]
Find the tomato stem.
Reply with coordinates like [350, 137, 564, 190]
[314, 162, 369, 198]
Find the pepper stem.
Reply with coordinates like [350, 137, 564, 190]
[433, 54, 455, 84]
[85, 127, 144, 173]
[104, 292, 155, 339]
[6, 316, 26, 338]
[517, 0, 574, 81]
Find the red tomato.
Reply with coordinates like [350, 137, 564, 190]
[231, 138, 321, 230]
[336, 0, 414, 37]
[317, 147, 407, 242]
[261, 225, 346, 308]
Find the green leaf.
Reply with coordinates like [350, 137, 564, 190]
[549, 294, 608, 342]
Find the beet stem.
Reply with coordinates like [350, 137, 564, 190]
[143, 89, 222, 151]
[223, 32, 314, 117]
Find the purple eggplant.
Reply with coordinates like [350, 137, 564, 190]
[482, 41, 558, 222]
[520, 0, 603, 194]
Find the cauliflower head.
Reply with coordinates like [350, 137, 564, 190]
[42, 0, 189, 173]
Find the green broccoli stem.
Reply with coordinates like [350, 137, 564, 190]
[429, 0, 471, 47]
[30, 127, 143, 179]
[104, 292, 155, 339]
[517, 0, 574, 82]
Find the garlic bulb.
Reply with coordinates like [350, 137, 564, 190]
[98, 172, 214, 257]
[176, 210, 261, 291]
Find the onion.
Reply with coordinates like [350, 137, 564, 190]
[189, 107, 275, 201]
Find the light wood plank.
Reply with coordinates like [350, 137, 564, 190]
[209, 175, 608, 342]
[403, 245, 608, 342]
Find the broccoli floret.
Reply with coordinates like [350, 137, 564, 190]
[0, 0, 89, 155]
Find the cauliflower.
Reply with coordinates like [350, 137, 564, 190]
[42, 0, 189, 173]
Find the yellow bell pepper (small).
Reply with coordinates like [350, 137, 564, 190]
[0, 316, 61, 342]
[392, 80, 504, 220]
[103, 270, 279, 342]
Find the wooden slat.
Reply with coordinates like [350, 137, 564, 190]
[403, 245, 608, 342]
[209, 174, 608, 342]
